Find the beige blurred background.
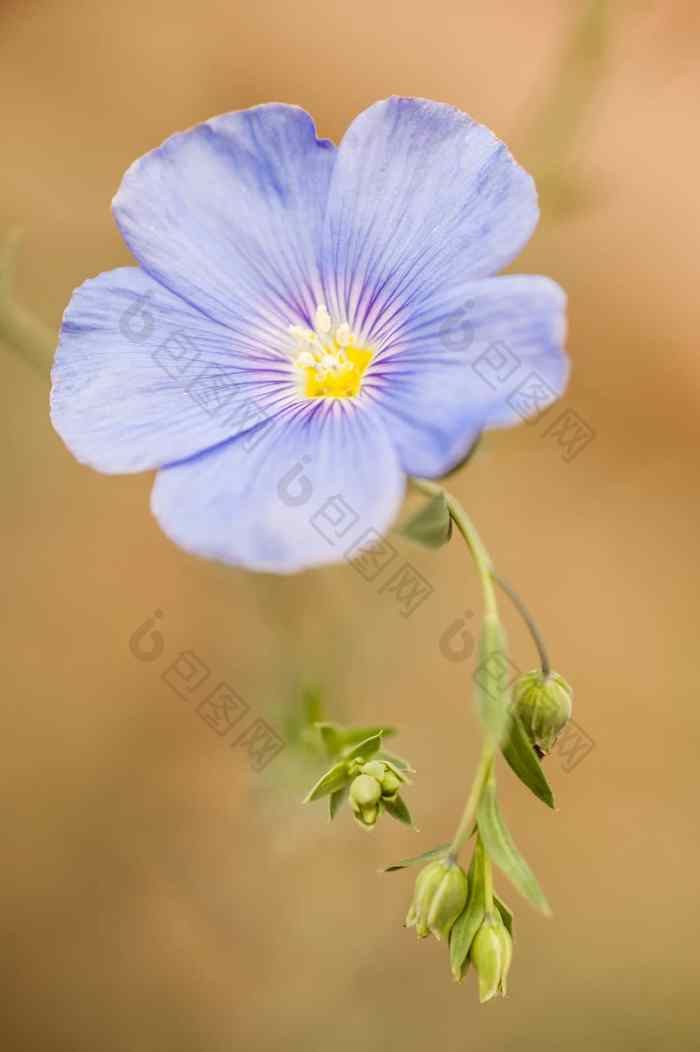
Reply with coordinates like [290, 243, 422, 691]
[1, 1, 699, 1049]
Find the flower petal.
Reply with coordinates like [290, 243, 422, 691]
[151, 402, 405, 573]
[113, 105, 336, 338]
[51, 267, 299, 473]
[361, 276, 568, 477]
[322, 96, 538, 341]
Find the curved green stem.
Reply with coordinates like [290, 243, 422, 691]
[493, 572, 551, 677]
[411, 477, 503, 860]
[447, 748, 493, 859]
[411, 476, 554, 864]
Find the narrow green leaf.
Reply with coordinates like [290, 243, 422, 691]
[476, 780, 551, 914]
[381, 843, 450, 873]
[342, 732, 383, 763]
[501, 711, 555, 809]
[449, 840, 487, 979]
[328, 784, 348, 821]
[315, 723, 396, 757]
[494, 894, 514, 938]
[383, 794, 416, 828]
[303, 761, 351, 804]
[474, 615, 513, 746]
[399, 493, 453, 548]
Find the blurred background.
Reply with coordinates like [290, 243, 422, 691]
[1, 1, 699, 1049]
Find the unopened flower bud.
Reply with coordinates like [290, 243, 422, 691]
[405, 859, 469, 941]
[349, 773, 383, 829]
[512, 670, 573, 754]
[380, 770, 401, 799]
[470, 912, 512, 1002]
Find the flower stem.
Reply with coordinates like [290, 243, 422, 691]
[411, 477, 503, 860]
[447, 748, 493, 859]
[492, 572, 551, 677]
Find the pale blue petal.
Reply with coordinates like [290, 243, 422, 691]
[360, 276, 568, 477]
[151, 401, 404, 573]
[113, 105, 336, 338]
[322, 97, 538, 342]
[51, 268, 299, 473]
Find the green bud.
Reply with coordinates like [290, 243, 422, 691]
[349, 774, 382, 809]
[380, 770, 401, 799]
[512, 670, 573, 754]
[405, 859, 469, 941]
[349, 774, 383, 829]
[470, 912, 511, 1002]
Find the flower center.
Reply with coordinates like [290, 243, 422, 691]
[289, 304, 372, 399]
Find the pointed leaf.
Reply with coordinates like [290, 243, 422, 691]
[494, 894, 514, 938]
[342, 724, 396, 744]
[501, 711, 555, 808]
[474, 614, 513, 746]
[328, 784, 349, 821]
[381, 843, 450, 873]
[343, 732, 383, 763]
[476, 780, 551, 914]
[383, 794, 416, 828]
[400, 493, 453, 549]
[303, 761, 351, 804]
[450, 840, 487, 979]
[315, 723, 396, 757]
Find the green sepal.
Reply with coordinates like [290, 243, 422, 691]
[315, 722, 396, 757]
[303, 761, 351, 803]
[494, 894, 514, 938]
[377, 750, 415, 775]
[399, 493, 452, 549]
[475, 614, 512, 746]
[449, 841, 487, 980]
[501, 710, 555, 809]
[328, 784, 349, 821]
[379, 759, 411, 786]
[476, 779, 551, 914]
[381, 843, 450, 873]
[383, 794, 416, 828]
[343, 732, 384, 763]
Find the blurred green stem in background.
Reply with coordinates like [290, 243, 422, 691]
[520, 0, 610, 216]
[0, 229, 56, 376]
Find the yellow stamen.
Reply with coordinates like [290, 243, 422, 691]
[289, 305, 372, 399]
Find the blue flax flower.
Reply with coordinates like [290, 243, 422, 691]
[51, 97, 568, 572]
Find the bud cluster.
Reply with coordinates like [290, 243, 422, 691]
[302, 730, 414, 831]
[348, 759, 403, 829]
